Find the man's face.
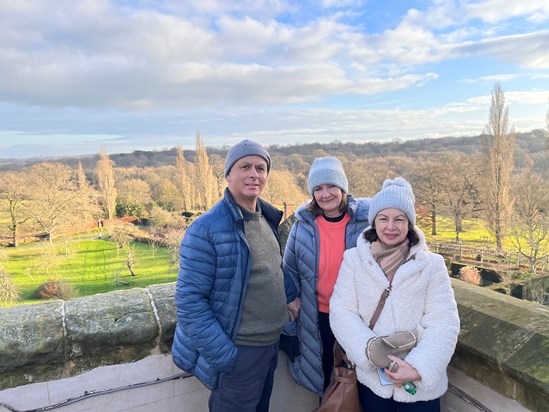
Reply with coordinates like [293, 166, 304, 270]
[226, 155, 268, 206]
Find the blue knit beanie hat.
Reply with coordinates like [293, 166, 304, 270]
[224, 139, 271, 176]
[368, 177, 416, 226]
[307, 157, 349, 196]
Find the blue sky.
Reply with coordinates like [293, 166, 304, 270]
[0, 0, 548, 159]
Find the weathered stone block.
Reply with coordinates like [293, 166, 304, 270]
[64, 288, 159, 366]
[148, 283, 177, 352]
[0, 301, 65, 372]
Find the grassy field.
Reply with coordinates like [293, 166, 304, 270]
[1, 213, 542, 307]
[3, 234, 176, 305]
[421, 215, 496, 248]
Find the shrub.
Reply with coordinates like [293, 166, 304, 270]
[509, 270, 532, 281]
[0, 269, 19, 306]
[32, 278, 76, 300]
[459, 266, 481, 286]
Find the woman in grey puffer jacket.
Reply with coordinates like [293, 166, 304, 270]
[282, 157, 370, 397]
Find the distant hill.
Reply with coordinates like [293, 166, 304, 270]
[1, 129, 547, 172]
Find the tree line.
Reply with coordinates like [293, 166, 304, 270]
[1, 83, 549, 275]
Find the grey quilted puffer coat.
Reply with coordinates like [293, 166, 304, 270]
[282, 195, 370, 395]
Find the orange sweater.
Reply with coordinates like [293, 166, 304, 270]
[316, 214, 350, 313]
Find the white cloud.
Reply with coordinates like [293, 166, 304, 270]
[0, 0, 547, 159]
[464, 1, 549, 24]
[0, 2, 444, 108]
[449, 31, 549, 69]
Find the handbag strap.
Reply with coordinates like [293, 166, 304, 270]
[333, 340, 352, 367]
[368, 285, 391, 329]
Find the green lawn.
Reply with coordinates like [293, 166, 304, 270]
[420, 215, 496, 248]
[2, 214, 542, 307]
[421, 215, 530, 254]
[3, 234, 177, 305]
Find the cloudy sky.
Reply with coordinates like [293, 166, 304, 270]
[0, 0, 548, 159]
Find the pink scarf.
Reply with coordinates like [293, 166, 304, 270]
[371, 239, 410, 283]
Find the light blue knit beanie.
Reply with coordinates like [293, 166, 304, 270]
[224, 139, 271, 176]
[307, 157, 349, 196]
[368, 177, 416, 226]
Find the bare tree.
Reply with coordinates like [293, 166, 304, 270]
[34, 241, 64, 276]
[97, 148, 117, 220]
[481, 82, 516, 252]
[344, 158, 386, 198]
[0, 172, 30, 247]
[107, 222, 138, 276]
[164, 228, 186, 268]
[262, 170, 307, 206]
[509, 171, 549, 274]
[175, 146, 193, 212]
[76, 161, 87, 189]
[441, 153, 484, 241]
[194, 132, 217, 210]
[410, 160, 447, 236]
[24, 163, 94, 242]
[148, 236, 160, 258]
[76, 161, 101, 223]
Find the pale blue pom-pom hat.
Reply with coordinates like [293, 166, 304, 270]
[368, 177, 416, 226]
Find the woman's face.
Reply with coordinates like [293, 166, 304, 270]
[313, 184, 343, 217]
[374, 208, 409, 247]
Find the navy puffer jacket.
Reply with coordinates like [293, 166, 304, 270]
[172, 188, 283, 389]
[282, 195, 370, 395]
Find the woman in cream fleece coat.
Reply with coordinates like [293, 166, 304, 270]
[330, 177, 459, 411]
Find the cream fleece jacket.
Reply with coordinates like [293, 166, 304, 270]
[329, 226, 460, 403]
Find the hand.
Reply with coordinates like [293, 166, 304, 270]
[287, 298, 301, 321]
[279, 334, 301, 362]
[383, 355, 421, 387]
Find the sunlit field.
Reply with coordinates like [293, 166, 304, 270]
[3, 234, 175, 305]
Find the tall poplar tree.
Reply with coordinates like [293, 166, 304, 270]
[481, 82, 516, 252]
[194, 132, 217, 210]
[175, 146, 193, 211]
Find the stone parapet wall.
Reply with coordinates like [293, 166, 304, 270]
[0, 279, 548, 411]
[0, 284, 175, 389]
[450, 279, 548, 412]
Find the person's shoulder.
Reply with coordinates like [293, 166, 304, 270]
[348, 195, 371, 220]
[426, 250, 447, 267]
[188, 201, 231, 229]
[342, 243, 362, 261]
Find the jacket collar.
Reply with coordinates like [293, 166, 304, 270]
[222, 187, 283, 227]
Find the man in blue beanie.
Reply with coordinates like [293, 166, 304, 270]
[172, 139, 289, 412]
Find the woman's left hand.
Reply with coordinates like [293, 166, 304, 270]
[383, 355, 421, 387]
[287, 298, 301, 321]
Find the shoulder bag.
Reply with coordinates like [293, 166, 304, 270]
[314, 284, 396, 412]
[313, 340, 361, 412]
